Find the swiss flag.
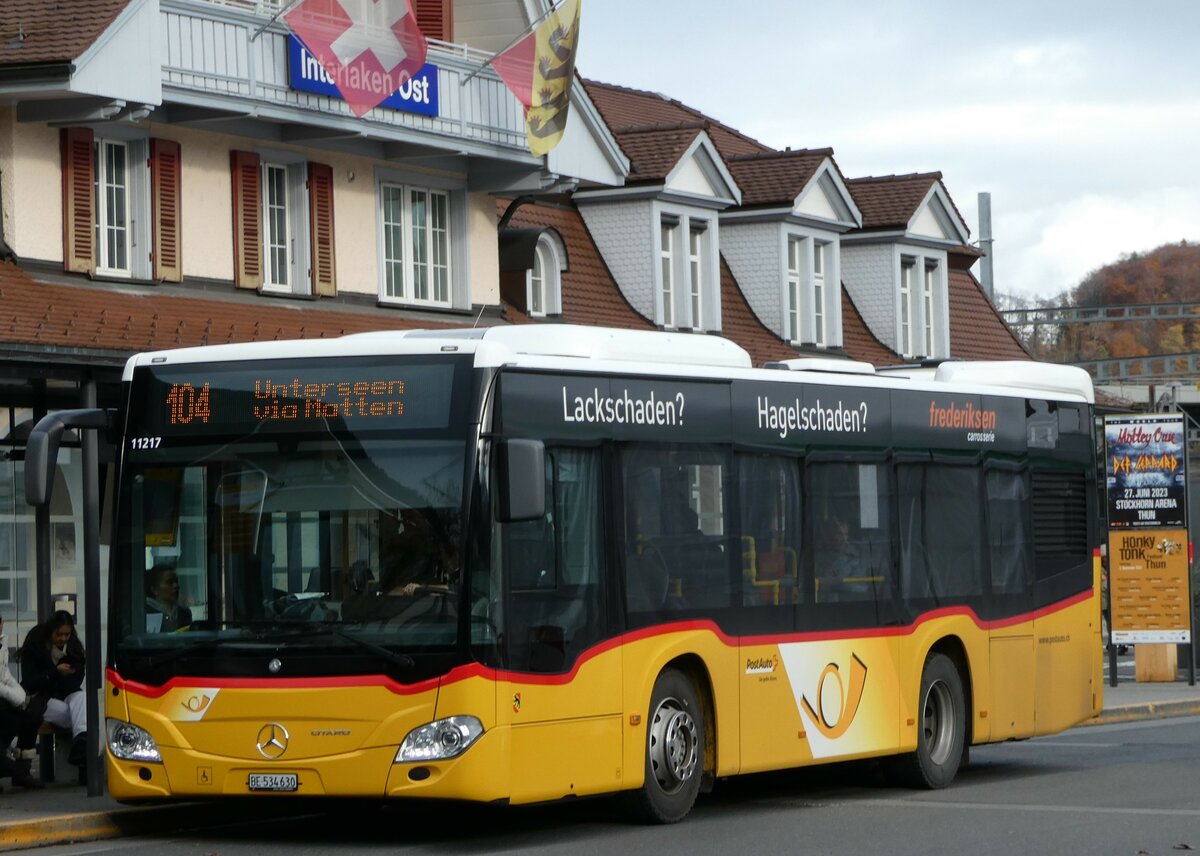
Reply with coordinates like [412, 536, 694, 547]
[286, 0, 428, 117]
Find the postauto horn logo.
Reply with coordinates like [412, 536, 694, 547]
[800, 653, 867, 739]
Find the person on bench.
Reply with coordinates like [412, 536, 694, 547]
[18, 611, 88, 773]
[0, 614, 43, 790]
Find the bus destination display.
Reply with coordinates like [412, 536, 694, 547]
[138, 360, 460, 436]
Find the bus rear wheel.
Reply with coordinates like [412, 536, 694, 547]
[886, 652, 965, 789]
[627, 668, 705, 823]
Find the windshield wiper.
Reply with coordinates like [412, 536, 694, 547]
[133, 623, 415, 671]
[313, 625, 416, 670]
[140, 640, 221, 669]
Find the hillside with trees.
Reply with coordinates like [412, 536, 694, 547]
[999, 241, 1200, 364]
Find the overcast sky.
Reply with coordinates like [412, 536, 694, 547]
[576, 0, 1200, 302]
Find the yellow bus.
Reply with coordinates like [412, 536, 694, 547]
[34, 325, 1102, 822]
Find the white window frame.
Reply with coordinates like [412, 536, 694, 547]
[94, 139, 131, 277]
[380, 183, 405, 300]
[813, 240, 826, 347]
[377, 181, 453, 308]
[923, 261, 937, 356]
[688, 224, 704, 329]
[786, 235, 803, 343]
[262, 162, 291, 292]
[900, 257, 917, 356]
[526, 233, 563, 317]
[93, 137, 152, 279]
[660, 218, 677, 328]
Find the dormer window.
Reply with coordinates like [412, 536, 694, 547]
[660, 217, 677, 328]
[813, 241, 826, 347]
[527, 233, 563, 317]
[689, 224, 704, 328]
[894, 251, 944, 358]
[787, 236, 802, 342]
[900, 257, 916, 356]
[783, 234, 834, 346]
[923, 261, 937, 355]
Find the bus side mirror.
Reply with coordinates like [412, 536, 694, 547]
[495, 438, 545, 523]
[24, 409, 110, 507]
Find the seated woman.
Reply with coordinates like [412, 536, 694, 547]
[19, 610, 88, 771]
[146, 564, 193, 632]
[0, 614, 44, 790]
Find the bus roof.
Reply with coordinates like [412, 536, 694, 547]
[123, 325, 1094, 404]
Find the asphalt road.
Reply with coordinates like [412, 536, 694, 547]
[26, 715, 1200, 856]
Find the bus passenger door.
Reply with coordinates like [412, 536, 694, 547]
[986, 468, 1035, 741]
[496, 447, 623, 803]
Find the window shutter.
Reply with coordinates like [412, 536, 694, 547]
[60, 127, 95, 274]
[150, 138, 183, 282]
[230, 150, 263, 289]
[307, 161, 337, 297]
[413, 0, 451, 42]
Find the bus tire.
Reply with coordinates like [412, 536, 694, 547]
[626, 668, 705, 823]
[886, 652, 965, 789]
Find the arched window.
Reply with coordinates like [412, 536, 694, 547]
[527, 232, 564, 317]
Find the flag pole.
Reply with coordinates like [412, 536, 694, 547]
[250, 0, 305, 41]
[460, 0, 561, 86]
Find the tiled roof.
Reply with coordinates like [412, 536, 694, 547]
[498, 200, 655, 330]
[582, 79, 772, 169]
[946, 270, 1030, 360]
[613, 124, 709, 184]
[0, 0, 129, 65]
[0, 261, 450, 358]
[717, 256, 798, 367]
[725, 148, 834, 209]
[840, 288, 901, 366]
[846, 172, 941, 231]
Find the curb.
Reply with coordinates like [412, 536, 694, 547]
[0, 800, 308, 852]
[1081, 699, 1200, 727]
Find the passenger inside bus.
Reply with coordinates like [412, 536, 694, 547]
[816, 516, 868, 600]
[145, 564, 193, 632]
[342, 508, 457, 622]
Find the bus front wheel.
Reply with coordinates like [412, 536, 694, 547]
[627, 668, 705, 823]
[887, 652, 965, 789]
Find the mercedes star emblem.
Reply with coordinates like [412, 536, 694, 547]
[256, 723, 289, 759]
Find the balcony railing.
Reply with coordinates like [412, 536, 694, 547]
[160, 0, 529, 154]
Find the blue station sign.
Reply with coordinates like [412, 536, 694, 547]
[287, 35, 439, 118]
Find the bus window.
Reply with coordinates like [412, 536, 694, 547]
[502, 447, 604, 673]
[986, 468, 1031, 594]
[897, 463, 985, 601]
[807, 461, 893, 605]
[737, 454, 802, 607]
[621, 444, 732, 614]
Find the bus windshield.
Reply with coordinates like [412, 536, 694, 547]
[111, 355, 475, 681]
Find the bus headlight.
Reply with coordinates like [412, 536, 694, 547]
[106, 718, 163, 763]
[396, 716, 484, 762]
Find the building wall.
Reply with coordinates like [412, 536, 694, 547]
[8, 118, 62, 264]
[5, 119, 500, 306]
[467, 192, 500, 306]
[722, 221, 784, 339]
[454, 0, 532, 56]
[578, 199, 655, 319]
[842, 243, 895, 347]
[0, 110, 12, 254]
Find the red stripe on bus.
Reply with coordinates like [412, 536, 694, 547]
[109, 588, 1093, 696]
